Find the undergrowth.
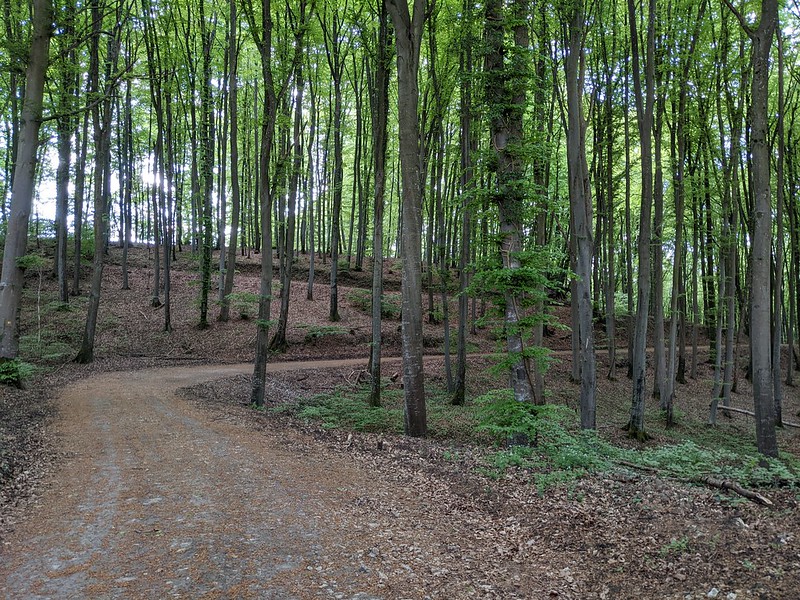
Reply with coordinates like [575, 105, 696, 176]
[285, 385, 800, 494]
[346, 289, 402, 319]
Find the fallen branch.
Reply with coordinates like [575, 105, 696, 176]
[616, 461, 774, 506]
[616, 459, 658, 473]
[694, 476, 774, 507]
[714, 405, 800, 429]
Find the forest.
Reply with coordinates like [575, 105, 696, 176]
[1, 0, 799, 463]
[4, 0, 800, 594]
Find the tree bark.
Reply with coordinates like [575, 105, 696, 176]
[368, 4, 391, 408]
[219, 0, 241, 323]
[387, 0, 427, 436]
[0, 0, 52, 366]
[726, 0, 779, 456]
[564, 2, 596, 428]
[626, 0, 656, 440]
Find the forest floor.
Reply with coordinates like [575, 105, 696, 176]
[1, 245, 799, 598]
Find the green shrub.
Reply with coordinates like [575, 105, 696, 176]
[297, 324, 350, 342]
[289, 392, 403, 433]
[225, 291, 261, 319]
[0, 359, 35, 388]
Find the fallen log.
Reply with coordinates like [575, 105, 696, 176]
[713, 405, 800, 429]
[695, 477, 774, 506]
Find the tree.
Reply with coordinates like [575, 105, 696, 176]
[626, 0, 657, 440]
[562, 0, 596, 428]
[723, 0, 778, 457]
[484, 0, 540, 405]
[270, 0, 309, 352]
[0, 0, 52, 371]
[387, 0, 427, 437]
[368, 2, 391, 408]
[218, 0, 241, 323]
[197, 1, 216, 330]
[318, 0, 351, 323]
[76, 0, 125, 364]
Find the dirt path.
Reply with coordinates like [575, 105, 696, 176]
[0, 360, 574, 599]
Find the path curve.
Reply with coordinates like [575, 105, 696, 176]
[0, 358, 566, 599]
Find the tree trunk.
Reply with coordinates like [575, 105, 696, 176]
[76, 0, 122, 363]
[270, 6, 308, 353]
[626, 0, 656, 440]
[198, 9, 216, 329]
[0, 0, 52, 367]
[728, 0, 779, 456]
[368, 3, 391, 408]
[564, 3, 596, 428]
[387, 0, 427, 437]
[219, 0, 241, 323]
[484, 0, 538, 405]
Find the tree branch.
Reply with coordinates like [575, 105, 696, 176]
[721, 0, 755, 39]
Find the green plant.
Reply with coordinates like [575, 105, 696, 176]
[346, 289, 402, 319]
[298, 324, 350, 342]
[659, 536, 690, 556]
[288, 391, 403, 433]
[0, 359, 35, 387]
[225, 291, 261, 319]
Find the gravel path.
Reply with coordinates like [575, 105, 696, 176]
[0, 360, 568, 599]
[0, 362, 393, 599]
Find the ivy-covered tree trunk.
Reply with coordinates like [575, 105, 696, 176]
[198, 7, 216, 330]
[484, 0, 537, 404]
[0, 0, 52, 366]
[452, 0, 475, 406]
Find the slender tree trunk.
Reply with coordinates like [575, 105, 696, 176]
[121, 77, 133, 291]
[453, 3, 475, 406]
[219, 0, 241, 323]
[626, 0, 656, 440]
[198, 9, 216, 329]
[306, 68, 317, 301]
[270, 7, 307, 352]
[76, 0, 122, 363]
[725, 0, 778, 456]
[564, 3, 596, 427]
[773, 27, 785, 425]
[368, 3, 391, 408]
[72, 108, 89, 296]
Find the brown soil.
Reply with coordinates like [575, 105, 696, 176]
[1, 246, 799, 598]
